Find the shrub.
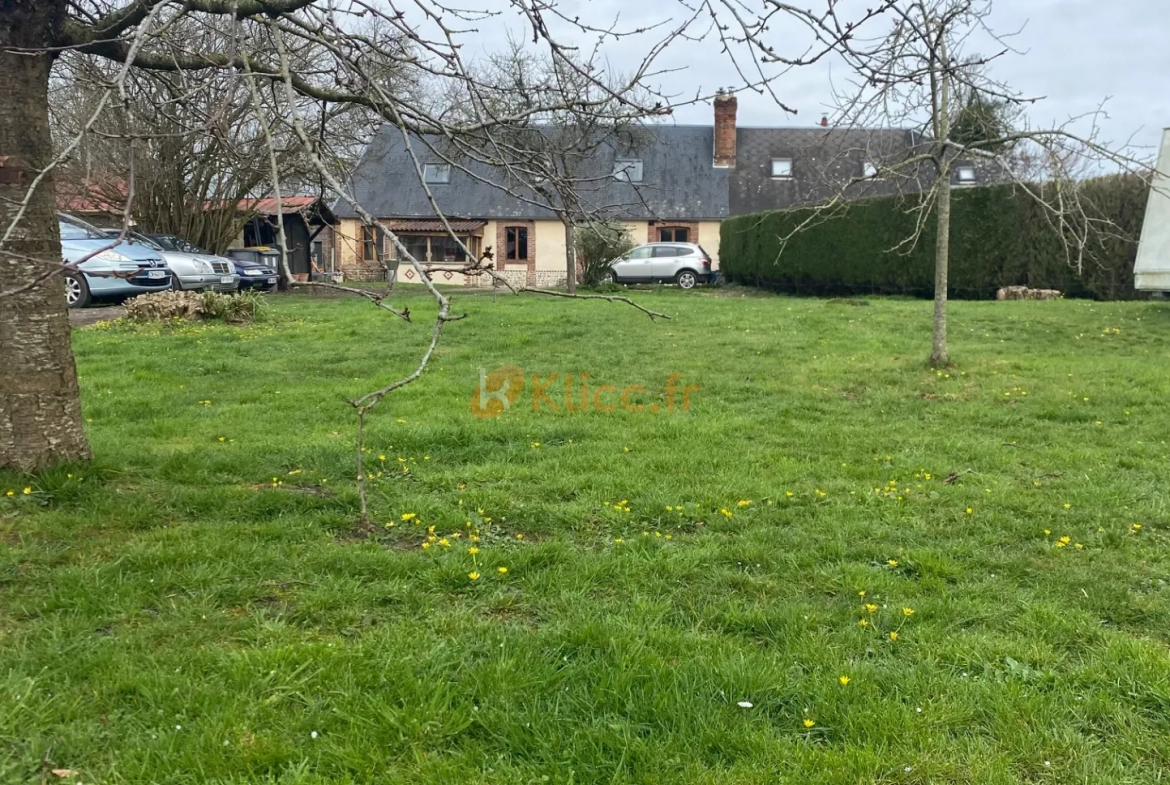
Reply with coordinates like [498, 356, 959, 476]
[576, 222, 635, 286]
[124, 290, 264, 323]
[719, 174, 1150, 300]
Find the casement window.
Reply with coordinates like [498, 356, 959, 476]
[771, 158, 793, 178]
[956, 166, 977, 184]
[658, 227, 690, 242]
[613, 159, 644, 182]
[505, 226, 529, 261]
[423, 163, 450, 184]
[361, 225, 384, 261]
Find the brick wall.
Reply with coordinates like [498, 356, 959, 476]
[496, 220, 537, 286]
[714, 92, 737, 167]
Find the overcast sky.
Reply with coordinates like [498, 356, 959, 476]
[453, 0, 1169, 157]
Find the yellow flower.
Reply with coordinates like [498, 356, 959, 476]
[515, 533, 524, 540]
[1059, 536, 1071, 545]
[497, 567, 508, 574]
[1056, 541, 1067, 548]
[839, 676, 850, 686]
[887, 559, 898, 567]
[785, 491, 794, 498]
[1131, 523, 1143, 532]
[401, 513, 417, 522]
[614, 538, 624, 544]
[468, 571, 480, 581]
[858, 590, 866, 597]
[737, 499, 752, 508]
[664, 534, 672, 540]
[385, 522, 395, 529]
[719, 508, 733, 518]
[218, 437, 225, 442]
[966, 507, 973, 515]
[902, 607, 914, 617]
[803, 719, 816, 728]
[1074, 543, 1084, 550]
[421, 542, 431, 549]
[858, 618, 869, 628]
[1063, 503, 1071, 510]
[865, 603, 877, 613]
[378, 455, 386, 462]
[439, 539, 450, 547]
[4, 491, 12, 497]
[531, 442, 541, 448]
[470, 534, 480, 542]
[889, 631, 899, 641]
[468, 547, 479, 555]
[1043, 529, 1051, 536]
[22, 487, 31, 495]
[665, 505, 673, 511]
[397, 419, 406, 424]
[623, 446, 630, 453]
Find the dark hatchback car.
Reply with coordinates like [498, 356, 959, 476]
[224, 247, 281, 292]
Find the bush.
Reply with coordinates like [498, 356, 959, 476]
[124, 290, 264, 323]
[719, 174, 1150, 300]
[576, 222, 635, 287]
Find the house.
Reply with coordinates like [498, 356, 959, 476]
[333, 94, 988, 286]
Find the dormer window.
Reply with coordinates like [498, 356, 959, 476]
[771, 158, 793, 179]
[613, 159, 643, 182]
[956, 166, 977, 185]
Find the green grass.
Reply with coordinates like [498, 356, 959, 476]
[3, 288, 1170, 784]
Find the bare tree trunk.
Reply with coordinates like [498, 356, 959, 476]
[0, 0, 92, 471]
[562, 216, 576, 294]
[930, 171, 952, 366]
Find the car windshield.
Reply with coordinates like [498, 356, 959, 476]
[58, 216, 105, 241]
[151, 235, 209, 254]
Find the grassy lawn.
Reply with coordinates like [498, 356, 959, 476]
[3, 288, 1170, 784]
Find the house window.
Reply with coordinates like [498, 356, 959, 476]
[361, 225, 384, 261]
[312, 240, 323, 265]
[771, 158, 793, 178]
[432, 235, 469, 263]
[423, 163, 450, 184]
[613, 159, 643, 182]
[505, 226, 529, 261]
[393, 235, 430, 262]
[956, 166, 976, 184]
[659, 227, 690, 243]
[863, 161, 879, 179]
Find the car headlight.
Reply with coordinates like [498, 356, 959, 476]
[94, 250, 130, 262]
[246, 269, 262, 276]
[197, 261, 213, 274]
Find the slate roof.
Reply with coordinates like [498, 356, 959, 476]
[336, 125, 730, 221]
[338, 123, 982, 222]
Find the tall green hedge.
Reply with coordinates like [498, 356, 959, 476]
[719, 174, 1149, 300]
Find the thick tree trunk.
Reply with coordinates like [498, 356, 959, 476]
[0, 0, 92, 471]
[930, 173, 952, 367]
[562, 217, 577, 294]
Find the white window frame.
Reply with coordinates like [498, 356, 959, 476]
[956, 166, 977, 185]
[423, 163, 451, 184]
[613, 159, 643, 182]
[771, 158, 794, 179]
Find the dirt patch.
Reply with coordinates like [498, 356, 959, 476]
[69, 305, 125, 327]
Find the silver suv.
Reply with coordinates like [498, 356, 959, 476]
[603, 242, 714, 289]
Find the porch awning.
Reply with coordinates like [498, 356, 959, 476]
[389, 220, 486, 233]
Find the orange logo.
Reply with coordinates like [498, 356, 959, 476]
[470, 365, 525, 419]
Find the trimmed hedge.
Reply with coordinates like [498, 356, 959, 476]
[720, 174, 1149, 300]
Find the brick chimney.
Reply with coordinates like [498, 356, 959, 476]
[713, 89, 738, 168]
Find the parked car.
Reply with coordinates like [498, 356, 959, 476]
[59, 214, 171, 308]
[100, 230, 239, 293]
[601, 242, 714, 289]
[224, 247, 281, 292]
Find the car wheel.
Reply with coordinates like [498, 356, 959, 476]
[675, 270, 698, 290]
[599, 269, 617, 285]
[64, 274, 91, 309]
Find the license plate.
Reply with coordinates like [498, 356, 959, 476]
[267, 277, 277, 284]
[221, 276, 234, 284]
[147, 270, 165, 279]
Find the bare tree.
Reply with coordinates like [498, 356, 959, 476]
[0, 0, 898, 477]
[816, 0, 1147, 365]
